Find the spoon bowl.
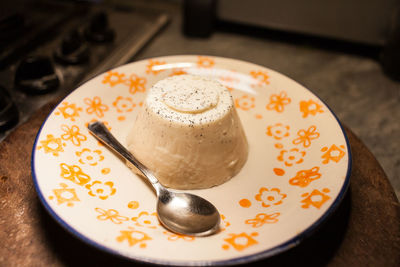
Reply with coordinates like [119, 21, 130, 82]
[87, 121, 221, 236]
[157, 188, 220, 236]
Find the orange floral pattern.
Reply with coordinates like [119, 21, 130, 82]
[116, 227, 152, 248]
[85, 181, 116, 200]
[131, 211, 159, 229]
[125, 74, 146, 95]
[255, 187, 287, 208]
[321, 144, 346, 164]
[95, 207, 129, 224]
[49, 183, 80, 207]
[84, 96, 109, 118]
[55, 102, 82, 121]
[102, 71, 125, 87]
[277, 147, 306, 167]
[266, 91, 291, 113]
[245, 212, 280, 227]
[61, 125, 87, 146]
[222, 232, 259, 251]
[235, 95, 255, 111]
[60, 163, 91, 185]
[113, 96, 136, 113]
[301, 188, 331, 209]
[300, 99, 324, 118]
[289, 166, 321, 187]
[266, 123, 290, 140]
[37, 134, 65, 156]
[76, 148, 104, 166]
[292, 125, 320, 148]
[250, 70, 269, 85]
[102, 71, 146, 95]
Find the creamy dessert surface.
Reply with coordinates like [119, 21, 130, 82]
[127, 75, 248, 190]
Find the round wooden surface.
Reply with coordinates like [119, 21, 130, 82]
[0, 101, 399, 266]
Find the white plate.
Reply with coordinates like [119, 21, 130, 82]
[32, 55, 351, 265]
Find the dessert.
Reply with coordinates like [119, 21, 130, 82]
[126, 74, 248, 189]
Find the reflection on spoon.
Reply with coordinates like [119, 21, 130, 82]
[87, 121, 221, 236]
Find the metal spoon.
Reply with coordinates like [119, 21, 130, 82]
[87, 121, 221, 236]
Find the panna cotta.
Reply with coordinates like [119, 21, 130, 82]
[126, 74, 248, 189]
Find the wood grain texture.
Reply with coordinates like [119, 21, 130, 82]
[0, 100, 399, 266]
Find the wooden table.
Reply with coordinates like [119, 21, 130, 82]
[0, 100, 399, 266]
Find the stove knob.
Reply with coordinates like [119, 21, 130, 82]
[54, 29, 89, 64]
[84, 12, 115, 43]
[15, 56, 59, 94]
[0, 86, 19, 132]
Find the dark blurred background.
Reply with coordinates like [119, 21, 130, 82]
[0, 0, 399, 200]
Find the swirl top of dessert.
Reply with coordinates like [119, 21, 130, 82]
[146, 75, 233, 126]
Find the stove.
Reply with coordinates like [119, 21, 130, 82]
[0, 0, 169, 142]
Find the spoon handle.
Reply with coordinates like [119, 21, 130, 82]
[87, 121, 160, 186]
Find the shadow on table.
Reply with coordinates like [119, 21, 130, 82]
[36, 189, 351, 266]
[256, 191, 351, 266]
